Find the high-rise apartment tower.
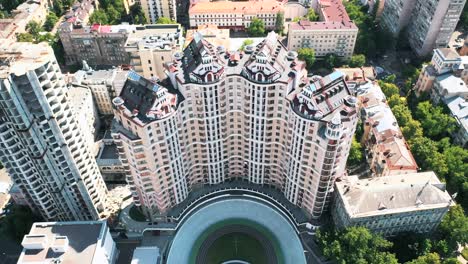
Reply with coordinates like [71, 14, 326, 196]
[112, 32, 359, 219]
[0, 42, 108, 221]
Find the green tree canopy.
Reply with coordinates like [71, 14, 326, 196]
[347, 136, 363, 167]
[26, 21, 42, 36]
[44, 12, 59, 31]
[379, 81, 399, 97]
[275, 12, 284, 35]
[247, 18, 265, 37]
[414, 101, 457, 139]
[89, 10, 109, 24]
[349, 54, 366, 67]
[297, 47, 316, 69]
[317, 226, 398, 264]
[306, 8, 319, 21]
[438, 205, 468, 248]
[156, 17, 176, 24]
[324, 53, 340, 69]
[240, 39, 254, 51]
[129, 3, 147, 24]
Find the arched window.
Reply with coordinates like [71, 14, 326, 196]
[206, 72, 214, 82]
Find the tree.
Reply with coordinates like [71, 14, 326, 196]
[240, 39, 254, 51]
[390, 232, 432, 263]
[247, 18, 265, 37]
[324, 53, 340, 69]
[379, 81, 399, 97]
[383, 74, 397, 83]
[0, 0, 27, 13]
[297, 47, 316, 69]
[406, 253, 442, 264]
[106, 5, 121, 24]
[401, 119, 424, 141]
[306, 8, 319, 21]
[157, 17, 176, 24]
[26, 21, 42, 36]
[410, 136, 448, 177]
[347, 136, 363, 167]
[438, 205, 468, 248]
[44, 12, 59, 31]
[414, 101, 457, 139]
[89, 10, 109, 24]
[275, 12, 284, 35]
[129, 3, 147, 24]
[349, 54, 366, 67]
[317, 226, 398, 264]
[17, 33, 34, 42]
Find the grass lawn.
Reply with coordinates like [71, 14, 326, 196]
[129, 206, 146, 222]
[462, 247, 468, 261]
[206, 232, 267, 264]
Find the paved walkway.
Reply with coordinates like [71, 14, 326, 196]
[166, 198, 306, 264]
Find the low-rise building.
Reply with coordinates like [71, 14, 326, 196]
[59, 24, 134, 67]
[70, 66, 129, 116]
[0, 0, 48, 40]
[332, 172, 453, 237]
[62, 0, 97, 28]
[96, 132, 126, 185]
[189, 0, 283, 30]
[125, 24, 183, 81]
[185, 24, 230, 49]
[356, 81, 418, 176]
[287, 0, 358, 59]
[18, 221, 117, 264]
[131, 246, 160, 264]
[334, 67, 376, 92]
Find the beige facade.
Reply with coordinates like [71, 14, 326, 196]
[287, 0, 358, 59]
[381, 0, 467, 56]
[185, 24, 230, 49]
[139, 0, 176, 23]
[188, 0, 283, 30]
[332, 173, 453, 237]
[0, 0, 49, 40]
[125, 24, 183, 81]
[356, 81, 418, 177]
[112, 32, 359, 219]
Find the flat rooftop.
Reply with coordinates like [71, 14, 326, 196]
[336, 172, 453, 218]
[18, 221, 106, 264]
[131, 247, 160, 264]
[0, 42, 54, 78]
[189, 0, 283, 14]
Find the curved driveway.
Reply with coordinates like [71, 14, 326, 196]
[166, 198, 306, 264]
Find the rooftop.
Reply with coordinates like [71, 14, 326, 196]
[185, 24, 230, 49]
[0, 42, 54, 78]
[131, 247, 160, 264]
[125, 24, 183, 52]
[18, 221, 107, 264]
[189, 0, 283, 14]
[335, 172, 453, 218]
[445, 96, 468, 132]
[436, 73, 468, 97]
[437, 48, 461, 61]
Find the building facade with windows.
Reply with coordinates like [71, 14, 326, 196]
[125, 24, 183, 81]
[381, 0, 467, 56]
[287, 0, 358, 59]
[139, 0, 177, 23]
[188, 0, 283, 30]
[332, 172, 453, 237]
[0, 42, 108, 221]
[112, 32, 359, 219]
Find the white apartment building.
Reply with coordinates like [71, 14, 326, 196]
[332, 172, 453, 237]
[68, 86, 100, 155]
[287, 0, 358, 59]
[139, 0, 176, 23]
[188, 0, 283, 30]
[381, 0, 467, 56]
[112, 32, 359, 219]
[70, 67, 129, 116]
[0, 42, 108, 221]
[18, 221, 117, 264]
[125, 24, 183, 81]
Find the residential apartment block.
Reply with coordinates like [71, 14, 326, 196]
[0, 42, 108, 221]
[125, 24, 183, 81]
[0, 0, 48, 40]
[70, 66, 129, 116]
[287, 0, 358, 59]
[59, 24, 133, 67]
[112, 32, 359, 219]
[63, 0, 97, 28]
[381, 0, 467, 56]
[332, 172, 453, 237]
[415, 48, 468, 147]
[356, 81, 418, 176]
[18, 221, 117, 264]
[188, 0, 284, 30]
[139, 0, 177, 23]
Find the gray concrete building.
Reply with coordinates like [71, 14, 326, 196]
[0, 42, 108, 221]
[332, 172, 453, 237]
[381, 0, 467, 56]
